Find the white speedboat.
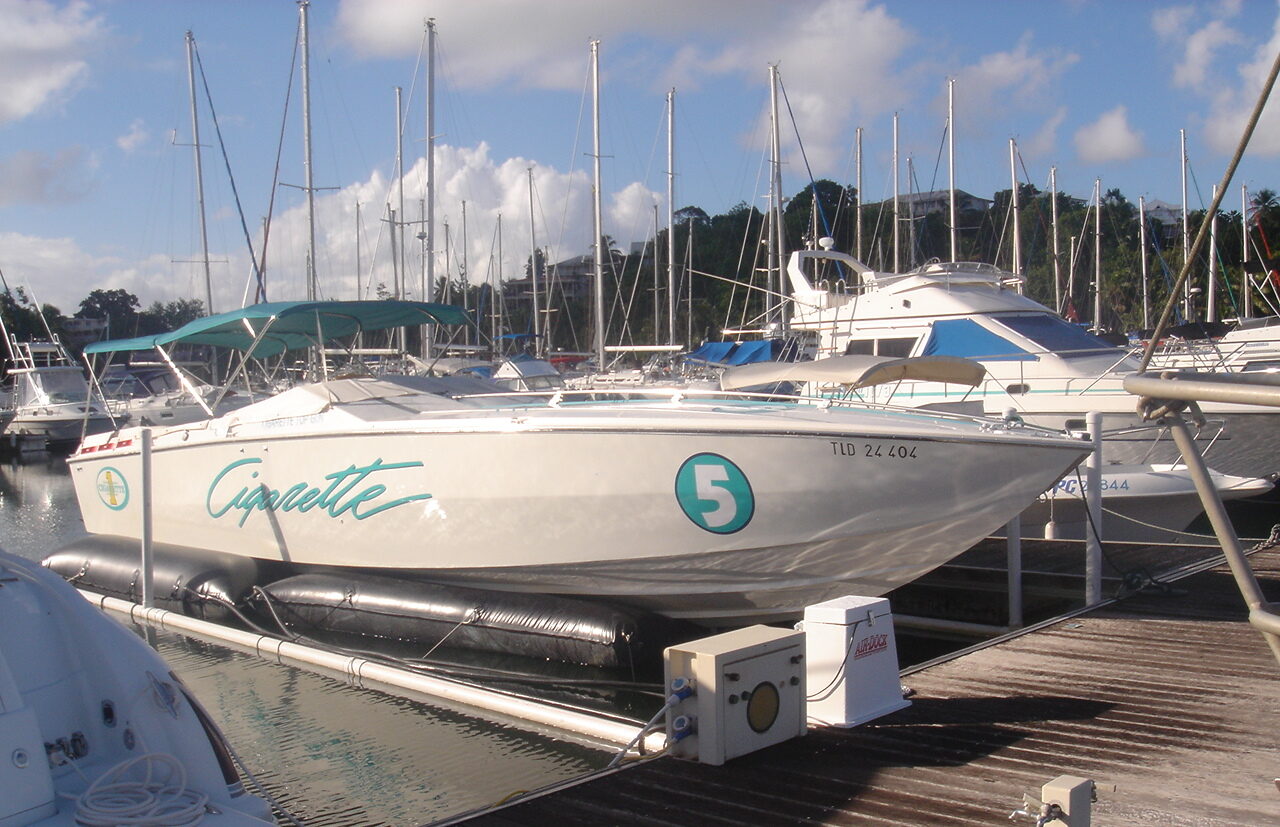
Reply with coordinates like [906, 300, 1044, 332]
[0, 548, 273, 825]
[783, 242, 1280, 479]
[65, 301, 1089, 624]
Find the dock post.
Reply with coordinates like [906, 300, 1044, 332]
[1006, 514, 1022, 629]
[1085, 411, 1103, 606]
[140, 428, 154, 609]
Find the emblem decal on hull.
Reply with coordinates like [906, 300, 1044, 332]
[675, 453, 754, 534]
[206, 457, 433, 527]
[96, 467, 129, 511]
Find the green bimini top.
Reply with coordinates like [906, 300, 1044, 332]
[83, 300, 470, 358]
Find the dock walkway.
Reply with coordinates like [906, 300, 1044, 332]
[461, 547, 1280, 825]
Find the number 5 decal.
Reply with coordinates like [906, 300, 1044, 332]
[675, 453, 754, 534]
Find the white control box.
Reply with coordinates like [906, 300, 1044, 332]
[802, 595, 910, 727]
[664, 625, 806, 765]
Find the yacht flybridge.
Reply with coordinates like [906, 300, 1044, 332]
[66, 300, 1089, 625]
[784, 243, 1280, 479]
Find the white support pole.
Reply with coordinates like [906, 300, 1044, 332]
[1085, 411, 1103, 606]
[140, 428, 154, 610]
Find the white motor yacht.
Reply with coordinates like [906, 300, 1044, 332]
[783, 242, 1280, 479]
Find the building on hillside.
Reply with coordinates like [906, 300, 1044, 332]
[870, 190, 992, 215]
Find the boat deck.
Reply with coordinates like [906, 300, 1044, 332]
[459, 546, 1280, 825]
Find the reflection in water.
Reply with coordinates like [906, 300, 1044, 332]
[2, 458, 612, 824]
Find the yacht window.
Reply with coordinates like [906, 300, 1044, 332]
[995, 314, 1120, 357]
[876, 338, 917, 358]
[844, 339, 875, 356]
[921, 318, 1033, 361]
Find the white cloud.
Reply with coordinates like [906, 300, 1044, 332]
[1074, 105, 1146, 163]
[1023, 106, 1067, 159]
[1173, 19, 1241, 90]
[1152, 5, 1195, 40]
[1204, 9, 1280, 155]
[116, 119, 148, 153]
[0, 148, 94, 206]
[0, 0, 105, 125]
[947, 37, 1078, 140]
[335, 0, 916, 185]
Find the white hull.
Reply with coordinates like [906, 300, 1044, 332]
[1012, 464, 1273, 544]
[69, 381, 1087, 622]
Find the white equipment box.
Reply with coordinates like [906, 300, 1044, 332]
[664, 625, 806, 765]
[802, 595, 910, 727]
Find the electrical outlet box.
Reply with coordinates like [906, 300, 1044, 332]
[1042, 775, 1093, 826]
[664, 625, 806, 765]
[802, 595, 909, 727]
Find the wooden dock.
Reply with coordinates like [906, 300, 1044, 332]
[458, 546, 1280, 825]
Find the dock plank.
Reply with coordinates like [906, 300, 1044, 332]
[459, 547, 1280, 826]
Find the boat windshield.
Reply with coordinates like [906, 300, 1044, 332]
[21, 368, 90, 405]
[995, 314, 1123, 358]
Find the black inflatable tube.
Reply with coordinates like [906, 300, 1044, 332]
[256, 572, 645, 669]
[43, 535, 264, 623]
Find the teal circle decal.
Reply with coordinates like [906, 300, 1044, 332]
[675, 453, 754, 534]
[95, 467, 129, 511]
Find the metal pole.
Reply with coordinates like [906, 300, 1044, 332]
[1242, 184, 1251, 318]
[1167, 415, 1280, 662]
[395, 86, 405, 301]
[1010, 138, 1020, 280]
[425, 19, 436, 354]
[527, 167, 540, 357]
[140, 428, 154, 609]
[1093, 179, 1103, 332]
[1006, 514, 1023, 629]
[1085, 411, 1103, 606]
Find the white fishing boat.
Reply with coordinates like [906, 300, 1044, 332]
[0, 548, 272, 825]
[1, 340, 111, 448]
[783, 242, 1280, 479]
[65, 300, 1089, 624]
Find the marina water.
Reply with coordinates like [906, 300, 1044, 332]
[0, 457, 611, 824]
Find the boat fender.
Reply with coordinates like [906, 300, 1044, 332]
[43, 535, 262, 622]
[255, 572, 650, 668]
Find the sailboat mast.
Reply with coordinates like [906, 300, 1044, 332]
[300, 0, 317, 301]
[590, 40, 605, 368]
[1242, 184, 1251, 318]
[461, 200, 469, 345]
[1050, 166, 1061, 313]
[855, 126, 863, 261]
[495, 213, 504, 354]
[528, 167, 540, 357]
[948, 78, 957, 262]
[184, 32, 213, 315]
[395, 85, 405, 301]
[1009, 138, 1021, 279]
[653, 203, 660, 340]
[892, 112, 900, 272]
[1180, 128, 1190, 320]
[666, 88, 676, 346]
[426, 19, 436, 296]
[1139, 196, 1149, 329]
[1093, 178, 1103, 332]
[1208, 184, 1218, 323]
[768, 63, 784, 323]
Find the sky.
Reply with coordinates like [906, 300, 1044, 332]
[1, 0, 1280, 316]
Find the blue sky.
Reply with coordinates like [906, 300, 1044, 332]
[2, 0, 1279, 314]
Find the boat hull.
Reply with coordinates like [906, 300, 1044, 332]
[69, 424, 1084, 623]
